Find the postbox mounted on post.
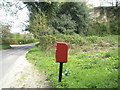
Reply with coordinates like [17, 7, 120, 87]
[56, 42, 68, 63]
[56, 42, 68, 82]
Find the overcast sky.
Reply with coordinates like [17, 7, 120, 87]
[0, 0, 116, 33]
[0, 1, 29, 33]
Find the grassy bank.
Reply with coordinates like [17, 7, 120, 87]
[0, 45, 11, 50]
[26, 35, 119, 88]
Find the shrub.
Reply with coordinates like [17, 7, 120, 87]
[88, 22, 110, 36]
[38, 35, 118, 50]
[39, 34, 86, 50]
[18, 38, 38, 44]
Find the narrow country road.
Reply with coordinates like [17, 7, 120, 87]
[0, 43, 37, 88]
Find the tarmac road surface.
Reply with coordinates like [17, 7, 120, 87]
[0, 43, 37, 86]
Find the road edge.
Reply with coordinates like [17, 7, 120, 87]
[0, 51, 29, 89]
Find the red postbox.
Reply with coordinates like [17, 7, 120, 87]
[56, 42, 68, 63]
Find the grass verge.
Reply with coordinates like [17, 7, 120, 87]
[0, 45, 11, 50]
[26, 35, 119, 88]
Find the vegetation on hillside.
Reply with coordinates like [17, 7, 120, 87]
[8, 33, 38, 45]
[0, 24, 38, 47]
[25, 2, 89, 36]
[88, 6, 120, 36]
[38, 34, 118, 50]
[24, 2, 119, 38]
[1, 2, 119, 48]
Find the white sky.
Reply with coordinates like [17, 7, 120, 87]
[0, 2, 29, 33]
[0, 0, 117, 33]
[11, 7, 29, 33]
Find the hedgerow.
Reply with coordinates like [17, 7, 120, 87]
[38, 34, 118, 50]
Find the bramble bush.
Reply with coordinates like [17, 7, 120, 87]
[87, 22, 110, 36]
[38, 34, 118, 50]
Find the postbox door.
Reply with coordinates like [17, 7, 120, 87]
[56, 42, 68, 62]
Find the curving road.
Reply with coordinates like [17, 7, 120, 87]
[0, 43, 37, 85]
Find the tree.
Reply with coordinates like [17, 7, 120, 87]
[1, 25, 11, 45]
[28, 11, 53, 39]
[50, 14, 76, 34]
[25, 1, 89, 36]
[59, 2, 89, 35]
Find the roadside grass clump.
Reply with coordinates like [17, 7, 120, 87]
[26, 37, 119, 88]
[0, 45, 11, 50]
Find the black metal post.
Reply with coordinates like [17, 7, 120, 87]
[58, 62, 63, 82]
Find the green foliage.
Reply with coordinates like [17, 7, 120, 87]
[4, 33, 38, 45]
[50, 14, 76, 34]
[88, 20, 120, 36]
[17, 39, 37, 44]
[88, 22, 110, 36]
[25, 2, 89, 36]
[11, 33, 38, 44]
[88, 6, 120, 36]
[25, 2, 119, 37]
[26, 37, 119, 88]
[28, 12, 53, 38]
[0, 45, 11, 50]
[38, 34, 86, 50]
[59, 2, 89, 35]
[49, 2, 89, 35]
[38, 34, 118, 50]
[1, 25, 11, 45]
[0, 24, 37, 45]
[109, 19, 120, 35]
